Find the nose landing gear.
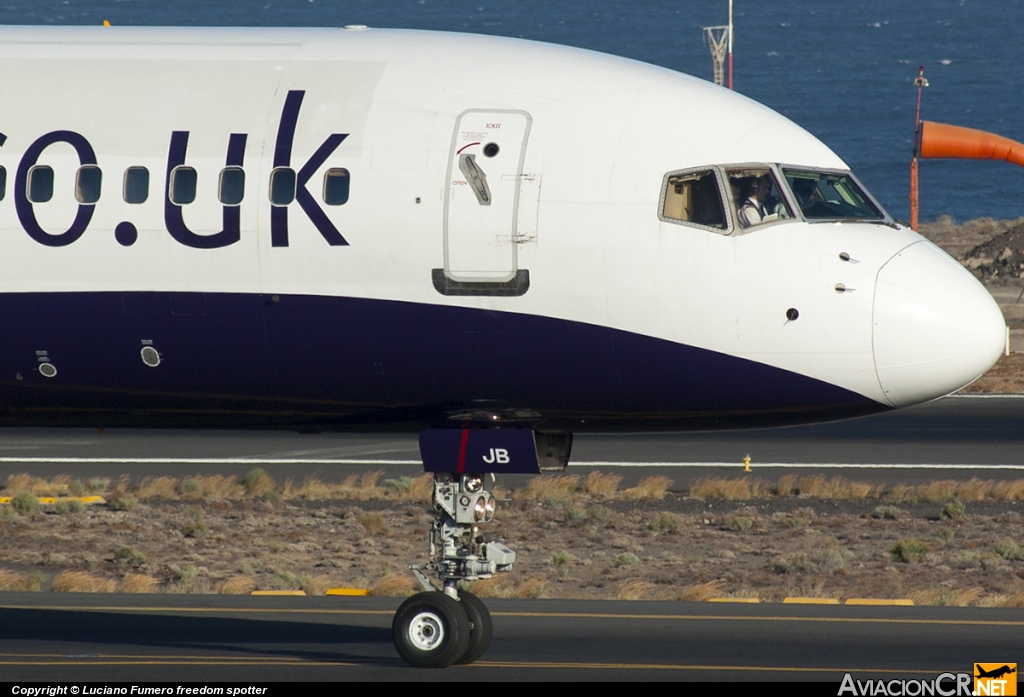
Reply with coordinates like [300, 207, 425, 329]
[392, 471, 507, 668]
[391, 428, 572, 667]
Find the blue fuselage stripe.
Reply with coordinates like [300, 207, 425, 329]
[0, 292, 886, 431]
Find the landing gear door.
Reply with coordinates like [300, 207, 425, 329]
[435, 110, 531, 296]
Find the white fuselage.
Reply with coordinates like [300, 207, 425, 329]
[0, 26, 1005, 430]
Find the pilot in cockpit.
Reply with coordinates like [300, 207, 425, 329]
[737, 176, 772, 228]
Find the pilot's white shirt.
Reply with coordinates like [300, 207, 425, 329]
[738, 196, 766, 227]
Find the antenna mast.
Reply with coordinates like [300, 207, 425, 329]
[703, 1, 734, 89]
[703, 25, 729, 87]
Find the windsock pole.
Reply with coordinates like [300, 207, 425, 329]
[910, 66, 928, 231]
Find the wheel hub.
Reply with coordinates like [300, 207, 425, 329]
[408, 611, 445, 650]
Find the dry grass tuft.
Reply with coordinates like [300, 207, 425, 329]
[52, 571, 118, 593]
[119, 574, 160, 594]
[622, 476, 673, 500]
[360, 470, 382, 491]
[217, 575, 257, 595]
[690, 477, 753, 500]
[956, 478, 989, 501]
[277, 472, 407, 501]
[910, 586, 984, 607]
[994, 591, 1024, 608]
[795, 475, 827, 497]
[777, 474, 798, 496]
[615, 579, 657, 600]
[354, 511, 388, 534]
[846, 481, 878, 498]
[301, 574, 335, 596]
[189, 475, 244, 500]
[331, 471, 386, 500]
[918, 480, 958, 503]
[583, 471, 622, 497]
[370, 573, 417, 597]
[792, 475, 879, 499]
[5, 473, 45, 495]
[886, 484, 918, 503]
[885, 479, 1024, 503]
[0, 569, 24, 591]
[519, 475, 579, 501]
[513, 577, 547, 598]
[405, 474, 434, 503]
[0, 569, 43, 591]
[991, 480, 1024, 501]
[677, 580, 725, 602]
[242, 468, 276, 497]
[282, 477, 337, 501]
[135, 477, 179, 500]
[469, 575, 516, 599]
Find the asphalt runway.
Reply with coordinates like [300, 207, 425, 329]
[0, 395, 1022, 488]
[1, 593, 1020, 682]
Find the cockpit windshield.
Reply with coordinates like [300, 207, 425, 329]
[782, 169, 883, 220]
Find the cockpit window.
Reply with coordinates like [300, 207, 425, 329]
[783, 169, 883, 220]
[661, 169, 727, 230]
[726, 168, 792, 229]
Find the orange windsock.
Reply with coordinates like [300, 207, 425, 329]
[920, 121, 1024, 168]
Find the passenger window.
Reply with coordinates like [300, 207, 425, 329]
[123, 167, 149, 204]
[169, 166, 197, 205]
[323, 168, 350, 205]
[726, 168, 792, 229]
[661, 170, 726, 230]
[219, 167, 245, 206]
[76, 166, 102, 204]
[27, 165, 54, 203]
[0, 166, 6, 201]
[269, 167, 296, 206]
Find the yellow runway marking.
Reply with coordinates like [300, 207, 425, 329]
[0, 652, 952, 673]
[489, 611, 1024, 627]
[0, 605, 394, 616]
[0, 661, 355, 666]
[0, 653, 355, 666]
[471, 662, 955, 674]
[0, 653, 304, 660]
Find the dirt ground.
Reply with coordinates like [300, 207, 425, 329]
[2, 218, 1024, 605]
[1, 471, 1023, 606]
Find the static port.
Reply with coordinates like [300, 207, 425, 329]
[39, 363, 57, 378]
[141, 346, 161, 367]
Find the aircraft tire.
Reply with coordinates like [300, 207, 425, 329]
[392, 591, 471, 668]
[455, 589, 492, 665]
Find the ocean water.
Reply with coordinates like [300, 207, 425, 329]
[2, 0, 1021, 223]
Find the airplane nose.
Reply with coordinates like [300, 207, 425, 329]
[873, 241, 1005, 407]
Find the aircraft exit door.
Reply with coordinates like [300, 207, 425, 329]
[433, 109, 532, 296]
